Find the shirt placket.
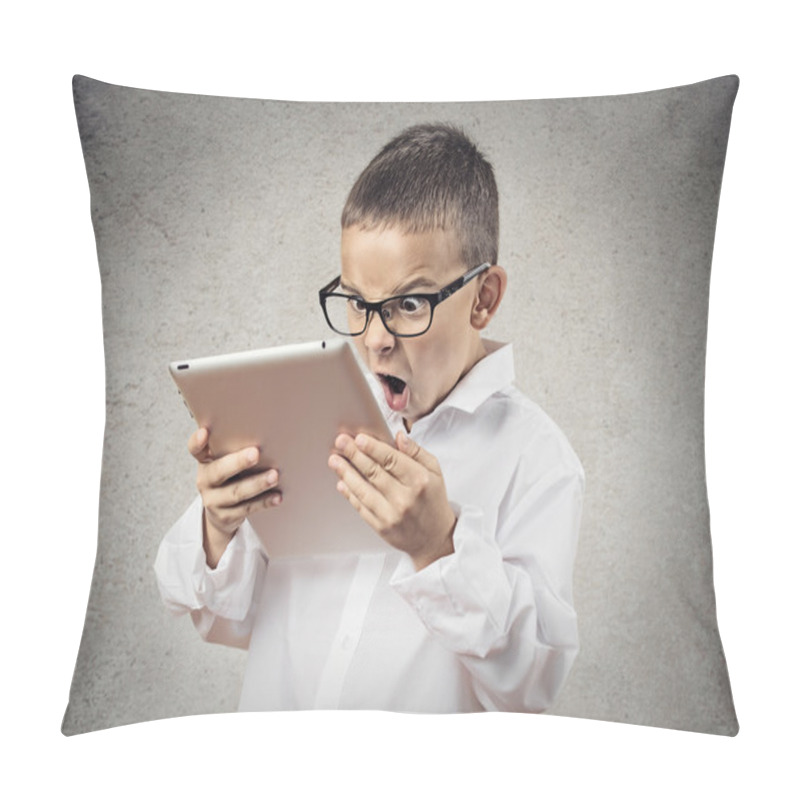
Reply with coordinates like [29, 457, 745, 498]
[313, 553, 386, 708]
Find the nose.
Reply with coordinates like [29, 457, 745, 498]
[362, 310, 395, 354]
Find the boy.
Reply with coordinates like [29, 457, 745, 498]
[155, 124, 584, 713]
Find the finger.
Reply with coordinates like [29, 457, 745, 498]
[356, 431, 443, 483]
[333, 465, 398, 537]
[396, 431, 443, 475]
[202, 446, 262, 488]
[206, 484, 282, 532]
[333, 433, 398, 491]
[328, 451, 394, 521]
[339, 432, 422, 484]
[334, 476, 384, 532]
[357, 433, 416, 478]
[208, 467, 280, 509]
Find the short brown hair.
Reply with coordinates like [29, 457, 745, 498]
[341, 123, 499, 267]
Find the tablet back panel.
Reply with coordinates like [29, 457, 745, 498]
[170, 340, 393, 558]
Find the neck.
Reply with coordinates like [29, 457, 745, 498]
[402, 336, 487, 433]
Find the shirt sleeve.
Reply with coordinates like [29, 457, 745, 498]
[153, 495, 267, 649]
[390, 452, 584, 713]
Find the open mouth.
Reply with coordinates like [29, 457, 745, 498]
[378, 373, 410, 412]
[382, 374, 406, 394]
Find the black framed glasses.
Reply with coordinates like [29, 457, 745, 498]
[318, 262, 491, 338]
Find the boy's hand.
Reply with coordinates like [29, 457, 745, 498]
[328, 431, 456, 571]
[189, 427, 281, 567]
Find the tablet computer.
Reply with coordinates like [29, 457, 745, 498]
[169, 339, 393, 558]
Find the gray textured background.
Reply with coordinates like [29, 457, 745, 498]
[63, 75, 738, 735]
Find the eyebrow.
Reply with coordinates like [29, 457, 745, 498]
[339, 274, 440, 297]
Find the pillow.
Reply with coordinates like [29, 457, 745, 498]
[63, 74, 738, 735]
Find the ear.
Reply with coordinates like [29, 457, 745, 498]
[471, 265, 507, 330]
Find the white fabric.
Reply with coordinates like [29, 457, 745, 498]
[154, 341, 584, 712]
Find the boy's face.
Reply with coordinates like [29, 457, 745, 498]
[340, 225, 487, 429]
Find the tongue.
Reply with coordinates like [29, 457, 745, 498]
[383, 378, 410, 412]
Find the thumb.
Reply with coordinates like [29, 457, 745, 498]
[396, 430, 418, 454]
[188, 427, 212, 463]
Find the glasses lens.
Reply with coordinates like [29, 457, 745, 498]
[382, 296, 432, 336]
[323, 295, 366, 335]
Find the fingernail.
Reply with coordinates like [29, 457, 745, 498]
[355, 433, 367, 448]
[270, 494, 282, 506]
[265, 469, 278, 485]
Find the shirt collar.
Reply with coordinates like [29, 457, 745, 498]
[372, 340, 515, 434]
[437, 339, 514, 414]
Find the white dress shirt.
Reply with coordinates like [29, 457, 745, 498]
[154, 341, 584, 713]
